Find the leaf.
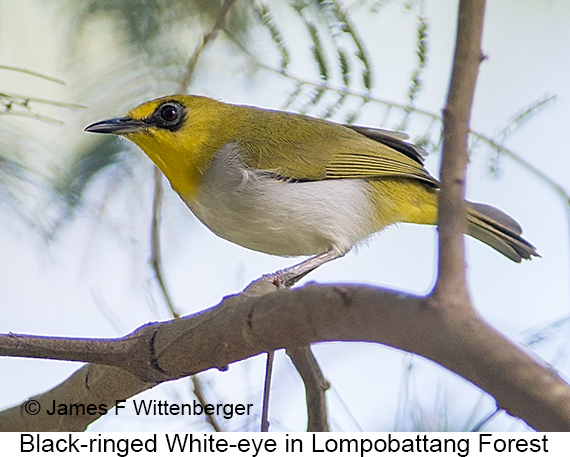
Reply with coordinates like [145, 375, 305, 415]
[253, 3, 290, 71]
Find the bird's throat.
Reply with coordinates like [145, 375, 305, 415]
[128, 139, 200, 200]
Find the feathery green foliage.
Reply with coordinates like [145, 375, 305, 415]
[486, 95, 557, 177]
[0, 66, 83, 221]
[398, 14, 429, 132]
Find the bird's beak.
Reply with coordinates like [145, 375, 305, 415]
[85, 117, 146, 135]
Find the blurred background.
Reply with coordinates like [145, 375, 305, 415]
[0, 0, 569, 431]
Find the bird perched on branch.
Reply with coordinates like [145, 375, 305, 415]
[86, 95, 538, 286]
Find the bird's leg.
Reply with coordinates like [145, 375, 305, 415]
[263, 248, 345, 288]
[259, 248, 344, 430]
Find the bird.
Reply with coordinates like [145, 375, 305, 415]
[85, 94, 538, 286]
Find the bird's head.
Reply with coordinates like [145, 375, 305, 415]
[85, 94, 235, 198]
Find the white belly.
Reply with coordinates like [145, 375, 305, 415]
[183, 144, 377, 257]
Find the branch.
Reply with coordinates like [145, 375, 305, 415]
[0, 65, 65, 84]
[0, 364, 154, 432]
[260, 351, 274, 432]
[149, 169, 179, 318]
[433, 0, 486, 306]
[1, 281, 569, 431]
[287, 347, 330, 432]
[178, 0, 238, 93]
[191, 375, 222, 432]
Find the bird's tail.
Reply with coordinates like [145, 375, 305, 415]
[466, 202, 539, 262]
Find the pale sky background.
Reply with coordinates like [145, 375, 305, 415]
[0, 0, 569, 432]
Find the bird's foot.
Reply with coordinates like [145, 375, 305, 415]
[262, 249, 345, 288]
[262, 269, 308, 289]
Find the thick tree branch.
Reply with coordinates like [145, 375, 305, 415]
[1, 281, 569, 431]
[0, 365, 154, 432]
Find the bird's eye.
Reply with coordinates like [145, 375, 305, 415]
[152, 101, 185, 131]
[160, 104, 179, 122]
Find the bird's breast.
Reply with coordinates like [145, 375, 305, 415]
[180, 143, 379, 257]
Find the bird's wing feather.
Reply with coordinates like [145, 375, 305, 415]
[344, 125, 428, 164]
[235, 108, 438, 186]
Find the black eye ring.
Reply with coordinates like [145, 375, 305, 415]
[152, 101, 185, 131]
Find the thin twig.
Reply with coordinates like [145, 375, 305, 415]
[178, 0, 238, 93]
[192, 376, 222, 432]
[261, 351, 274, 432]
[286, 347, 330, 431]
[1, 92, 85, 109]
[471, 406, 501, 432]
[0, 111, 64, 125]
[149, 168, 180, 318]
[0, 65, 65, 85]
[471, 132, 570, 202]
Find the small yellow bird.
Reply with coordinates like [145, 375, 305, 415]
[86, 95, 538, 285]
